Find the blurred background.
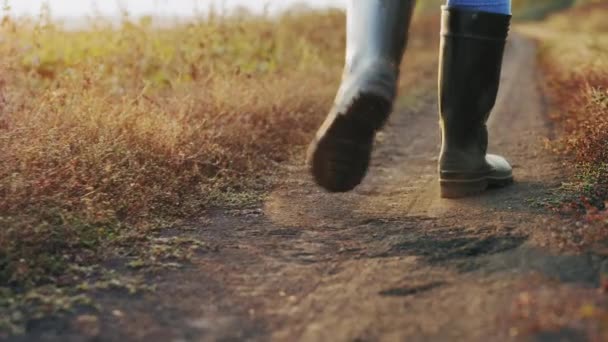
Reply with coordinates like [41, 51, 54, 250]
[7, 0, 347, 18]
[4, 0, 603, 20]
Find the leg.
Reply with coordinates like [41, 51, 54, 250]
[438, 1, 514, 198]
[307, 0, 416, 193]
[446, 0, 511, 14]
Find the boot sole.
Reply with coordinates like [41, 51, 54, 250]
[308, 93, 391, 193]
[440, 175, 513, 199]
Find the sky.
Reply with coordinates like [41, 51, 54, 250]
[5, 0, 347, 18]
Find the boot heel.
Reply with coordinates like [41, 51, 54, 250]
[440, 179, 489, 199]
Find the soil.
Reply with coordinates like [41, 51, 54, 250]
[16, 34, 608, 342]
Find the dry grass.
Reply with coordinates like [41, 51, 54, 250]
[0, 9, 345, 334]
[0, 11, 345, 224]
[0, 8, 440, 335]
[512, 6, 608, 339]
[524, 3, 608, 215]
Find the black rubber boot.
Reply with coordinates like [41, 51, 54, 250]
[438, 7, 514, 199]
[307, 0, 415, 192]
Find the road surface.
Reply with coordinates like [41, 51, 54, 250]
[24, 34, 607, 342]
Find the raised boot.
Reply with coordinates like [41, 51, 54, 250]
[438, 7, 514, 199]
[307, 0, 415, 192]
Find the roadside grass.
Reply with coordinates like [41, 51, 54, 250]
[519, 1, 608, 222]
[0, 9, 344, 335]
[522, 3, 608, 218]
[512, 5, 608, 338]
[0, 8, 439, 336]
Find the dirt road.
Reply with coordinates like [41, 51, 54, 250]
[23, 34, 608, 342]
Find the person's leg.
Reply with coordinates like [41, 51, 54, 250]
[438, 1, 513, 198]
[307, 0, 416, 192]
[446, 0, 511, 14]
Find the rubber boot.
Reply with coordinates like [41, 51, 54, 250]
[307, 0, 415, 192]
[438, 7, 513, 198]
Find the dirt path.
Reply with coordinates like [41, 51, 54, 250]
[22, 34, 608, 342]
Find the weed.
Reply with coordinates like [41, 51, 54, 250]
[531, 3, 608, 218]
[0, 7, 440, 335]
[0, 9, 345, 335]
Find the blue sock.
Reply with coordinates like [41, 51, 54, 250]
[446, 0, 511, 15]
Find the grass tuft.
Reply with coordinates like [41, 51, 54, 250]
[0, 8, 440, 335]
[524, 3, 608, 215]
[0, 10, 345, 334]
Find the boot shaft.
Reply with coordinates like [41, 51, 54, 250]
[438, 8, 511, 164]
[306, 1, 416, 193]
[345, 0, 415, 75]
[335, 1, 416, 107]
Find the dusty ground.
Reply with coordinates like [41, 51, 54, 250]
[15, 34, 608, 342]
